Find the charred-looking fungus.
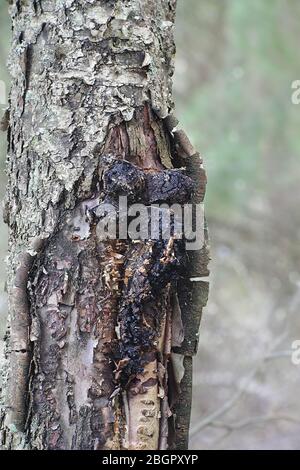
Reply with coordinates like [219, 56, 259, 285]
[103, 160, 146, 204]
[115, 238, 187, 387]
[145, 170, 195, 205]
[101, 155, 195, 206]
[98, 156, 195, 388]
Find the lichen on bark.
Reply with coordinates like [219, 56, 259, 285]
[0, 0, 209, 450]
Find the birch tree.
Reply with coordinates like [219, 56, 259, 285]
[0, 0, 208, 450]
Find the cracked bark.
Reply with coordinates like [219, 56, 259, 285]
[0, 0, 209, 450]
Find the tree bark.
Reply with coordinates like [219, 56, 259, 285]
[0, 0, 208, 450]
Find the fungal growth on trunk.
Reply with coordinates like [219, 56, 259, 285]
[0, 0, 209, 450]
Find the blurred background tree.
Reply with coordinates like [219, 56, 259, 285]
[1, 0, 300, 449]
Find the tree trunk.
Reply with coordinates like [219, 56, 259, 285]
[0, 0, 208, 450]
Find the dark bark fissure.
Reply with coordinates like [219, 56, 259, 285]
[1, 0, 209, 450]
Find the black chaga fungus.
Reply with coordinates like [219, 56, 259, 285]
[145, 169, 195, 205]
[101, 156, 195, 206]
[115, 239, 187, 387]
[103, 159, 146, 203]
[99, 156, 194, 388]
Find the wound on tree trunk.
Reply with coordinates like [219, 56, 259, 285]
[0, 0, 209, 450]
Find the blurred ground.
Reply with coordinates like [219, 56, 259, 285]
[1, 0, 300, 450]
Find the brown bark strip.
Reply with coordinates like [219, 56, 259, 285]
[5, 237, 45, 433]
[164, 113, 210, 448]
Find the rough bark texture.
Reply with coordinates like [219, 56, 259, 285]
[0, 0, 209, 450]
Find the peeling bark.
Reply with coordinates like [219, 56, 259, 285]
[1, 0, 209, 450]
